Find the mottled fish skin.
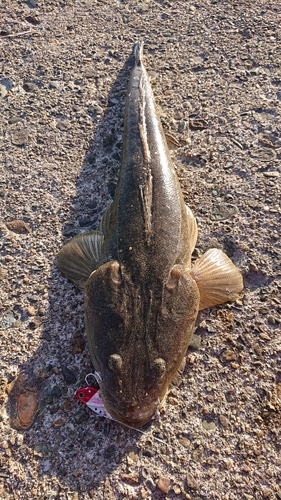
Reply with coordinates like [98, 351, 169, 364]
[57, 42, 243, 428]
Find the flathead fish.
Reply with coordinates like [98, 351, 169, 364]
[57, 42, 243, 427]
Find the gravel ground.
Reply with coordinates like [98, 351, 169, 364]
[1, 1, 281, 499]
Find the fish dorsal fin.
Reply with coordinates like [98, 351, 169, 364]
[57, 231, 105, 290]
[190, 248, 243, 310]
[185, 205, 198, 254]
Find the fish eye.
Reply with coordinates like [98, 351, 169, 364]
[78, 392, 84, 399]
[151, 358, 166, 378]
[108, 353, 123, 372]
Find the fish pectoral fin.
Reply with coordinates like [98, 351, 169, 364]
[99, 201, 116, 235]
[185, 205, 198, 253]
[190, 248, 243, 310]
[57, 231, 105, 290]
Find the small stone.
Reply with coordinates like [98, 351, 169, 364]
[52, 417, 66, 428]
[74, 408, 90, 424]
[219, 415, 229, 427]
[84, 68, 96, 78]
[9, 117, 22, 124]
[253, 344, 263, 358]
[220, 349, 237, 362]
[6, 220, 32, 234]
[263, 171, 279, 178]
[186, 472, 198, 489]
[56, 120, 71, 131]
[27, 306, 36, 316]
[0, 268, 7, 280]
[34, 441, 52, 458]
[23, 82, 38, 92]
[0, 309, 21, 330]
[17, 390, 38, 429]
[189, 118, 208, 130]
[121, 473, 139, 486]
[178, 437, 191, 448]
[68, 331, 86, 354]
[249, 147, 276, 161]
[61, 365, 77, 385]
[103, 134, 116, 149]
[168, 396, 179, 405]
[268, 315, 276, 325]
[189, 333, 201, 349]
[211, 203, 238, 221]
[0, 84, 8, 98]
[202, 420, 216, 431]
[157, 476, 170, 494]
[127, 451, 139, 464]
[88, 103, 103, 115]
[51, 386, 62, 398]
[225, 459, 233, 470]
[173, 484, 182, 495]
[11, 128, 29, 146]
[62, 398, 73, 412]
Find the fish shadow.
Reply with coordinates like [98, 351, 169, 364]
[6, 47, 158, 495]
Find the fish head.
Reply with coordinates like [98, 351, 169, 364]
[85, 260, 200, 427]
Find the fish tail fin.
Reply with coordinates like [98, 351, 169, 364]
[134, 41, 143, 66]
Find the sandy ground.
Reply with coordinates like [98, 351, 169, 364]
[0, 0, 281, 499]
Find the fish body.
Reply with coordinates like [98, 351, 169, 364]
[57, 43, 243, 427]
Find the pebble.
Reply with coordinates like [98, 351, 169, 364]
[202, 420, 216, 431]
[62, 398, 73, 412]
[157, 476, 170, 494]
[219, 415, 230, 427]
[74, 408, 90, 424]
[189, 118, 208, 129]
[0, 268, 7, 280]
[52, 417, 66, 428]
[11, 128, 29, 146]
[17, 389, 38, 429]
[6, 220, 32, 234]
[88, 102, 103, 115]
[0, 84, 8, 99]
[61, 365, 77, 385]
[178, 437, 191, 448]
[0, 309, 21, 329]
[120, 473, 139, 486]
[211, 202, 238, 221]
[220, 349, 237, 362]
[68, 331, 86, 354]
[23, 82, 38, 92]
[173, 484, 182, 495]
[8, 117, 23, 124]
[249, 147, 276, 161]
[51, 386, 63, 398]
[189, 333, 201, 349]
[186, 472, 199, 489]
[27, 306, 36, 316]
[34, 441, 53, 458]
[263, 171, 279, 178]
[56, 120, 71, 131]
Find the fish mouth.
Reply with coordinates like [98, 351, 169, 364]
[102, 396, 160, 428]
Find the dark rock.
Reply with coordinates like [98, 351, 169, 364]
[61, 365, 77, 385]
[23, 82, 38, 92]
[51, 386, 63, 398]
[74, 408, 90, 424]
